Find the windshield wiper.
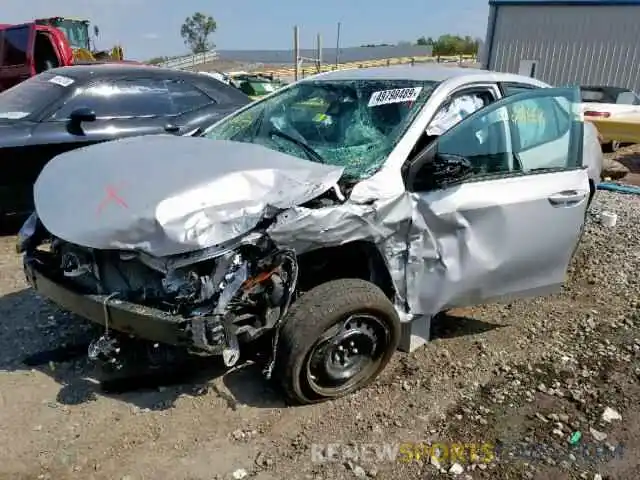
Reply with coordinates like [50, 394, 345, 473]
[268, 128, 326, 164]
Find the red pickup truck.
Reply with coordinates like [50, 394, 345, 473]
[0, 23, 74, 92]
[0, 22, 138, 93]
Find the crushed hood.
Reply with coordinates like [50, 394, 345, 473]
[34, 135, 344, 257]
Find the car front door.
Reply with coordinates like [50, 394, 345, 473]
[13, 78, 177, 213]
[30, 77, 178, 173]
[403, 87, 589, 316]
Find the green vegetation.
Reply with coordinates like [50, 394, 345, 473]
[180, 12, 217, 54]
[146, 22, 480, 65]
[416, 34, 480, 56]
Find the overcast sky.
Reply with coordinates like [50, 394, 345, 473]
[4, 0, 489, 60]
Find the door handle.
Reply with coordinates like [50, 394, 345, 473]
[548, 190, 588, 207]
[164, 124, 181, 133]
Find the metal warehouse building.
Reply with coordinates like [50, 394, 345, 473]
[481, 0, 640, 91]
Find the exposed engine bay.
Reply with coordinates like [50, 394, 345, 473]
[32, 229, 299, 372]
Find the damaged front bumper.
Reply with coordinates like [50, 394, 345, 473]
[23, 234, 298, 371]
[24, 255, 194, 348]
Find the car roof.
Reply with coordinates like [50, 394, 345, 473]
[44, 63, 204, 82]
[303, 64, 548, 86]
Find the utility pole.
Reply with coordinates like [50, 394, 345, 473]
[293, 25, 300, 81]
[316, 33, 322, 72]
[335, 22, 341, 68]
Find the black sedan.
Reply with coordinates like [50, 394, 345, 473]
[0, 64, 251, 221]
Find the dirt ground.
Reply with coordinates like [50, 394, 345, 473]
[606, 145, 640, 187]
[0, 190, 638, 480]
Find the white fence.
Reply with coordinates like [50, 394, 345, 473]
[158, 50, 218, 70]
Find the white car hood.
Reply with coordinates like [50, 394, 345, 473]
[33, 135, 344, 257]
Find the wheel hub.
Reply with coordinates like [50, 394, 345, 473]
[323, 326, 377, 381]
[307, 314, 387, 391]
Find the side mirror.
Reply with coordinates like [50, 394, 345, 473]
[414, 151, 474, 191]
[69, 107, 97, 123]
[431, 152, 474, 188]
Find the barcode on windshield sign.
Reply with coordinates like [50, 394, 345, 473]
[368, 87, 422, 107]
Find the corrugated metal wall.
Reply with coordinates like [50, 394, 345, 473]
[487, 4, 640, 91]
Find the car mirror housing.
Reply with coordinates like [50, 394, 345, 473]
[69, 107, 97, 123]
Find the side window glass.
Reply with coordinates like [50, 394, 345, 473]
[167, 81, 213, 114]
[502, 84, 536, 96]
[109, 79, 173, 116]
[616, 91, 637, 105]
[200, 80, 254, 105]
[426, 93, 490, 136]
[435, 92, 577, 178]
[513, 96, 572, 170]
[437, 105, 513, 175]
[51, 79, 173, 119]
[2, 27, 30, 66]
[510, 98, 565, 150]
[51, 82, 113, 119]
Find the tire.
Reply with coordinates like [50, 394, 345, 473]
[602, 140, 622, 153]
[274, 278, 401, 405]
[601, 142, 613, 153]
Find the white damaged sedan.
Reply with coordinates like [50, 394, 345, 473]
[19, 65, 603, 404]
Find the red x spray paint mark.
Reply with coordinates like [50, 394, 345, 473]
[96, 183, 129, 216]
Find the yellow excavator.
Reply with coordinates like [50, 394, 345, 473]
[35, 16, 124, 62]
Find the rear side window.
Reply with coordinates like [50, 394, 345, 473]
[616, 91, 640, 105]
[1, 27, 30, 66]
[52, 78, 176, 119]
[167, 81, 213, 113]
[197, 78, 251, 105]
[580, 89, 606, 102]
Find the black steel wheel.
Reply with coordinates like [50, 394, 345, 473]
[274, 278, 401, 405]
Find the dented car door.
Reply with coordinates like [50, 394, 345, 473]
[403, 87, 589, 315]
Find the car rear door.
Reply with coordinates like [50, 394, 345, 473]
[164, 79, 220, 134]
[177, 76, 252, 134]
[0, 24, 36, 91]
[403, 87, 589, 315]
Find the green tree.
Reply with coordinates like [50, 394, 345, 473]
[422, 34, 480, 56]
[180, 12, 217, 54]
[416, 36, 435, 46]
[147, 56, 168, 65]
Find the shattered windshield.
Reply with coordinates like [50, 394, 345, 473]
[204, 79, 438, 179]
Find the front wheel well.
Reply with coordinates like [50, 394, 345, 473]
[295, 241, 396, 300]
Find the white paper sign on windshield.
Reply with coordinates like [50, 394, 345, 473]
[368, 87, 422, 107]
[49, 75, 75, 87]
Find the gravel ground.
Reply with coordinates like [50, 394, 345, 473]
[0, 190, 638, 480]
